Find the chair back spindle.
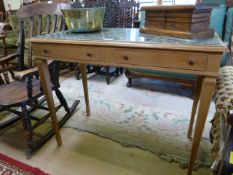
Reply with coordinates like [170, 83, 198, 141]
[16, 2, 69, 69]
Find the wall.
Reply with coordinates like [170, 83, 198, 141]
[3, 0, 21, 10]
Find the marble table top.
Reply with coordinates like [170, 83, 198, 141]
[34, 28, 224, 47]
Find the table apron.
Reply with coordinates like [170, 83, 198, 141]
[32, 43, 222, 77]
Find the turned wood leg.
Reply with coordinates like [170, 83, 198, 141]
[0, 75, 4, 85]
[105, 66, 111, 85]
[2, 35, 7, 56]
[9, 70, 15, 79]
[127, 78, 133, 87]
[80, 63, 90, 116]
[187, 77, 216, 175]
[74, 64, 81, 80]
[3, 71, 10, 84]
[21, 104, 33, 154]
[115, 67, 120, 77]
[55, 89, 70, 113]
[125, 69, 133, 87]
[37, 59, 62, 146]
[187, 76, 203, 138]
[119, 67, 124, 74]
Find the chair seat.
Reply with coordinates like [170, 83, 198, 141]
[0, 79, 42, 106]
[214, 66, 233, 119]
[128, 68, 197, 81]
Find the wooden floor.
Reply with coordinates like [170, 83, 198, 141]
[0, 126, 211, 175]
[0, 47, 215, 174]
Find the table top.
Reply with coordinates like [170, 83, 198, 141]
[30, 28, 228, 53]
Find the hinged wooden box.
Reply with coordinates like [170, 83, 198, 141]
[139, 5, 214, 39]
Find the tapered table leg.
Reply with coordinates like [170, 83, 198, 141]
[187, 76, 203, 138]
[37, 59, 62, 146]
[187, 77, 216, 175]
[80, 63, 90, 116]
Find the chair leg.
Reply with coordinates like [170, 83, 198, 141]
[125, 70, 133, 87]
[187, 76, 203, 138]
[3, 71, 10, 84]
[119, 67, 124, 74]
[0, 75, 5, 85]
[127, 78, 133, 87]
[74, 64, 81, 80]
[55, 89, 70, 113]
[2, 35, 7, 56]
[115, 68, 119, 77]
[21, 104, 33, 155]
[105, 66, 111, 85]
[9, 70, 15, 79]
[87, 65, 94, 73]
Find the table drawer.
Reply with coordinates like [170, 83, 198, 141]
[115, 49, 208, 71]
[33, 44, 101, 61]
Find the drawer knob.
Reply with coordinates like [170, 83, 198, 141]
[86, 53, 92, 57]
[188, 60, 194, 66]
[123, 55, 129, 61]
[43, 49, 48, 53]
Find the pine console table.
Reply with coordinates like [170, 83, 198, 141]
[30, 28, 227, 175]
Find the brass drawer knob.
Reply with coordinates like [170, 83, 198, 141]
[43, 49, 48, 53]
[123, 55, 129, 60]
[86, 53, 92, 57]
[188, 60, 194, 66]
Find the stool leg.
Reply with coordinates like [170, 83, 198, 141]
[105, 66, 111, 85]
[21, 104, 33, 155]
[2, 35, 7, 56]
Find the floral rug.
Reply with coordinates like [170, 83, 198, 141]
[0, 153, 49, 175]
[58, 73, 216, 168]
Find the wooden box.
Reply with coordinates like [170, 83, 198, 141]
[139, 5, 214, 39]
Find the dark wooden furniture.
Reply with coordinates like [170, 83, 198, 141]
[16, 2, 66, 70]
[0, 22, 13, 56]
[140, 5, 214, 39]
[73, 0, 140, 84]
[0, 33, 7, 56]
[99, 0, 140, 84]
[0, 0, 5, 21]
[0, 2, 79, 156]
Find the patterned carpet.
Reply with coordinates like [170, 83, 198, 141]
[0, 152, 49, 175]
[56, 72, 216, 168]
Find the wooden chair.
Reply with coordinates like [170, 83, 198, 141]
[98, 0, 139, 84]
[16, 2, 67, 70]
[0, 2, 79, 156]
